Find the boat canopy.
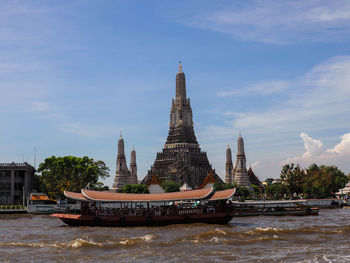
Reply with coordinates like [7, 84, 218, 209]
[64, 191, 88, 201]
[30, 194, 50, 201]
[78, 188, 214, 202]
[209, 188, 236, 201]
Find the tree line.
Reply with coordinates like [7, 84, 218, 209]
[265, 163, 349, 199]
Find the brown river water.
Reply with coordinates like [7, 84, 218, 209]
[1, 209, 350, 263]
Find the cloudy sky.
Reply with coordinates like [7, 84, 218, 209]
[1, 0, 350, 186]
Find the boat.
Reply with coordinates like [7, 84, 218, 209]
[51, 188, 236, 226]
[27, 193, 57, 214]
[233, 200, 319, 216]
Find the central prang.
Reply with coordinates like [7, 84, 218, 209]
[141, 63, 223, 188]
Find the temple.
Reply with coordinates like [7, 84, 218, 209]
[226, 133, 262, 190]
[141, 63, 222, 188]
[112, 135, 138, 190]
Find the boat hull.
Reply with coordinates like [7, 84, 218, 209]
[51, 212, 234, 227]
[235, 207, 319, 217]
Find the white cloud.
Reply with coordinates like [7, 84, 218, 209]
[218, 81, 290, 97]
[182, 0, 350, 43]
[327, 133, 350, 155]
[300, 132, 323, 157]
[283, 132, 350, 170]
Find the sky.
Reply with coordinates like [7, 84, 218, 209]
[1, 0, 350, 187]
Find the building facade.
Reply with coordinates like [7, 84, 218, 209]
[142, 63, 222, 188]
[0, 162, 35, 205]
[112, 136, 138, 191]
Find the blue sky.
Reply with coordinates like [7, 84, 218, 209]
[1, 0, 350, 186]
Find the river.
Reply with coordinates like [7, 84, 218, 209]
[1, 209, 350, 262]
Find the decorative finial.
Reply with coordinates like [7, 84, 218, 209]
[178, 61, 182, 72]
[120, 131, 122, 138]
[227, 144, 230, 149]
[238, 131, 242, 138]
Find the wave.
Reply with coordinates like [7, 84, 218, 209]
[0, 234, 157, 249]
[245, 225, 350, 236]
[191, 228, 228, 240]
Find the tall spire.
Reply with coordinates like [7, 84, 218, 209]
[176, 62, 186, 98]
[237, 133, 245, 156]
[130, 147, 138, 184]
[225, 144, 233, 183]
[167, 62, 196, 140]
[226, 144, 232, 163]
[130, 147, 136, 165]
[234, 133, 252, 189]
[117, 135, 125, 157]
[113, 135, 129, 190]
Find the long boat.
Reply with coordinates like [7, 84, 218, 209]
[27, 193, 57, 214]
[51, 188, 236, 226]
[233, 200, 319, 217]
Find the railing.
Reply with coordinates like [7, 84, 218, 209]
[0, 162, 35, 169]
[178, 208, 203, 215]
[0, 205, 27, 212]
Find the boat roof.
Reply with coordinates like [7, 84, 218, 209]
[209, 188, 236, 201]
[64, 191, 88, 201]
[30, 194, 50, 201]
[81, 188, 214, 202]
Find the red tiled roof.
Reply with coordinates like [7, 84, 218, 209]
[81, 188, 214, 202]
[147, 174, 161, 186]
[209, 188, 236, 201]
[64, 191, 88, 201]
[199, 171, 218, 189]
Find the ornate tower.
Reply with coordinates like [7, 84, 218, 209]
[112, 135, 131, 190]
[233, 133, 252, 188]
[142, 63, 222, 188]
[129, 147, 138, 184]
[225, 144, 233, 183]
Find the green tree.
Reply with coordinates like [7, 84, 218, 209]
[264, 183, 286, 200]
[119, 184, 149, 193]
[38, 156, 109, 199]
[280, 163, 305, 196]
[235, 185, 250, 200]
[303, 164, 348, 198]
[251, 184, 261, 199]
[213, 182, 237, 191]
[161, 181, 181, 192]
[92, 182, 110, 191]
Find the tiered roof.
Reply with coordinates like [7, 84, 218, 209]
[247, 167, 264, 189]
